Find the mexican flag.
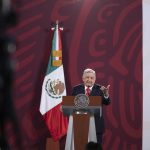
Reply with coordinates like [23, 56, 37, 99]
[39, 23, 68, 141]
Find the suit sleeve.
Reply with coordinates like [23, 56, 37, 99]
[102, 96, 111, 105]
[72, 87, 77, 96]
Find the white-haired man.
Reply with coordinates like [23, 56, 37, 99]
[72, 68, 111, 144]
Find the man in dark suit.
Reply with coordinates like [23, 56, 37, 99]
[72, 68, 111, 144]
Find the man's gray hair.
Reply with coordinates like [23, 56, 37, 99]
[83, 68, 96, 77]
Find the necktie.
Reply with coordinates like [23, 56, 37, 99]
[86, 87, 91, 96]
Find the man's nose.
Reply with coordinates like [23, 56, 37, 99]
[87, 78, 91, 82]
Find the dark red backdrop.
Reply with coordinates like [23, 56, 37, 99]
[6, 0, 142, 149]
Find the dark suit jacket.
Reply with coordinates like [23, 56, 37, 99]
[72, 84, 111, 133]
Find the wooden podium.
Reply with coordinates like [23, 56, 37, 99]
[62, 96, 102, 150]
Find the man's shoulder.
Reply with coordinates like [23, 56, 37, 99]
[93, 84, 101, 88]
[73, 84, 84, 89]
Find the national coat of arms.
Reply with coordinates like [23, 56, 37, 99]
[45, 78, 65, 98]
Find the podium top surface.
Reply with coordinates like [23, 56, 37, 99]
[62, 96, 102, 106]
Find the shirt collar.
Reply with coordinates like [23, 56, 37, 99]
[84, 85, 93, 90]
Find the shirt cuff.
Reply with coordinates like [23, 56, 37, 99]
[104, 95, 109, 99]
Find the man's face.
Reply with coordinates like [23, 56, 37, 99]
[82, 72, 96, 87]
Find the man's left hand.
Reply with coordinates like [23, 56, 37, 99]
[100, 85, 110, 97]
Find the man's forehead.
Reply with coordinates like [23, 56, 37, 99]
[84, 72, 95, 77]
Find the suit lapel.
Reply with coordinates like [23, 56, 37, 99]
[90, 84, 96, 96]
[80, 84, 85, 94]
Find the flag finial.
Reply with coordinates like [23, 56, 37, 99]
[51, 20, 63, 31]
[56, 20, 59, 29]
[56, 20, 59, 25]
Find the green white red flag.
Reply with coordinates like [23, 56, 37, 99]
[39, 22, 68, 141]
